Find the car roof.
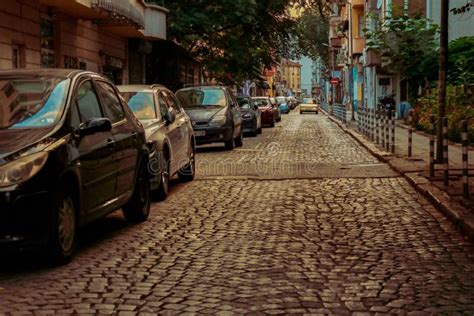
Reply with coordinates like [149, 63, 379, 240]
[177, 86, 226, 92]
[0, 68, 89, 79]
[116, 85, 163, 93]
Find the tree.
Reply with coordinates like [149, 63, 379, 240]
[365, 13, 439, 103]
[162, 0, 301, 84]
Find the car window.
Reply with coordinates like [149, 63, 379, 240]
[121, 92, 157, 120]
[162, 91, 182, 113]
[75, 80, 103, 122]
[157, 92, 170, 119]
[96, 81, 125, 123]
[176, 88, 227, 108]
[253, 98, 269, 107]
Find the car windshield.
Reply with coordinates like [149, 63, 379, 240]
[121, 92, 156, 120]
[276, 97, 286, 103]
[0, 77, 70, 129]
[237, 98, 252, 110]
[303, 98, 315, 104]
[176, 88, 226, 108]
[253, 98, 269, 107]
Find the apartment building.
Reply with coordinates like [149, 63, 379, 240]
[0, 0, 167, 84]
[277, 59, 302, 96]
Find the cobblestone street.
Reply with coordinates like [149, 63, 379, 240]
[1, 111, 474, 314]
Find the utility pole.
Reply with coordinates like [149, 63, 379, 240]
[436, 0, 449, 162]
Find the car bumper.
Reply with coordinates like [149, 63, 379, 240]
[242, 118, 256, 132]
[194, 126, 233, 145]
[300, 106, 319, 112]
[0, 188, 51, 247]
[260, 111, 274, 125]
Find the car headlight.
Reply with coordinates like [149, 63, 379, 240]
[0, 152, 49, 187]
[209, 114, 227, 127]
[242, 112, 252, 119]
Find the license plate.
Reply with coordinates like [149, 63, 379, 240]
[195, 130, 206, 136]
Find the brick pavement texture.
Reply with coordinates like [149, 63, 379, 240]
[1, 112, 474, 314]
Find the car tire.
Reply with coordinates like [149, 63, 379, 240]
[154, 153, 170, 201]
[257, 125, 262, 134]
[251, 120, 258, 137]
[123, 162, 151, 223]
[270, 118, 275, 127]
[300, 111, 303, 114]
[48, 184, 77, 264]
[178, 143, 195, 182]
[225, 132, 235, 150]
[316, 111, 319, 115]
[235, 129, 243, 147]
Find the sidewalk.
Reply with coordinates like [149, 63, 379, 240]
[325, 109, 474, 240]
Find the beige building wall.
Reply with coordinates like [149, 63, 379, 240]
[0, 0, 129, 83]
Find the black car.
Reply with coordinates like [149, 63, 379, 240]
[0, 69, 150, 262]
[237, 96, 262, 137]
[118, 84, 196, 200]
[176, 86, 243, 150]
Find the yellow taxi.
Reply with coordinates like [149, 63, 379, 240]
[299, 97, 319, 114]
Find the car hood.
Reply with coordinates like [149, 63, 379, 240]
[0, 127, 56, 163]
[184, 107, 226, 123]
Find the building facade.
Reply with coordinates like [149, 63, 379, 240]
[0, 0, 167, 85]
[276, 59, 302, 96]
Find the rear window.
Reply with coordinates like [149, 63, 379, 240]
[121, 92, 157, 120]
[176, 88, 227, 108]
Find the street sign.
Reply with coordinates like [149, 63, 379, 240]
[330, 78, 339, 85]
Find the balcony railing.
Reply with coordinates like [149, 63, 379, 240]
[91, 0, 145, 28]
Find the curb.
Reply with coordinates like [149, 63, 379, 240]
[323, 110, 474, 241]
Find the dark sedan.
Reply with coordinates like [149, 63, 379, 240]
[118, 85, 196, 201]
[0, 69, 151, 262]
[237, 96, 262, 136]
[176, 86, 243, 150]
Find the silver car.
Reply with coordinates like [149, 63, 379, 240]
[118, 85, 196, 200]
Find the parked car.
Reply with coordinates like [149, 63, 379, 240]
[253, 96, 276, 127]
[236, 96, 262, 136]
[176, 86, 243, 150]
[287, 97, 297, 110]
[269, 97, 282, 122]
[276, 96, 290, 114]
[0, 69, 151, 262]
[300, 97, 319, 114]
[118, 85, 196, 200]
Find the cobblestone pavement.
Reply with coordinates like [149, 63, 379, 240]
[1, 111, 474, 314]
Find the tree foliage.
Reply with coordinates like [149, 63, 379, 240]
[161, 0, 330, 84]
[162, 0, 300, 84]
[365, 13, 439, 101]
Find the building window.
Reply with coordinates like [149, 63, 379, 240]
[12, 45, 19, 68]
[40, 17, 55, 68]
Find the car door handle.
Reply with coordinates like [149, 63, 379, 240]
[107, 138, 116, 149]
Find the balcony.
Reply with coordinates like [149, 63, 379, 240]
[38, 0, 104, 19]
[364, 49, 381, 66]
[140, 1, 168, 40]
[351, 0, 364, 8]
[91, 0, 145, 37]
[330, 37, 342, 47]
[352, 37, 365, 55]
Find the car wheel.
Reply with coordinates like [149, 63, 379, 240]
[270, 117, 275, 127]
[154, 153, 169, 201]
[300, 111, 303, 114]
[251, 120, 258, 137]
[257, 125, 262, 134]
[123, 162, 151, 222]
[235, 129, 243, 147]
[178, 143, 195, 182]
[225, 130, 235, 150]
[48, 185, 77, 263]
[316, 111, 319, 115]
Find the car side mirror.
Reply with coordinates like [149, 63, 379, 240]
[164, 110, 176, 125]
[77, 118, 112, 137]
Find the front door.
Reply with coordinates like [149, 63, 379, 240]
[73, 80, 117, 212]
[94, 79, 138, 197]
